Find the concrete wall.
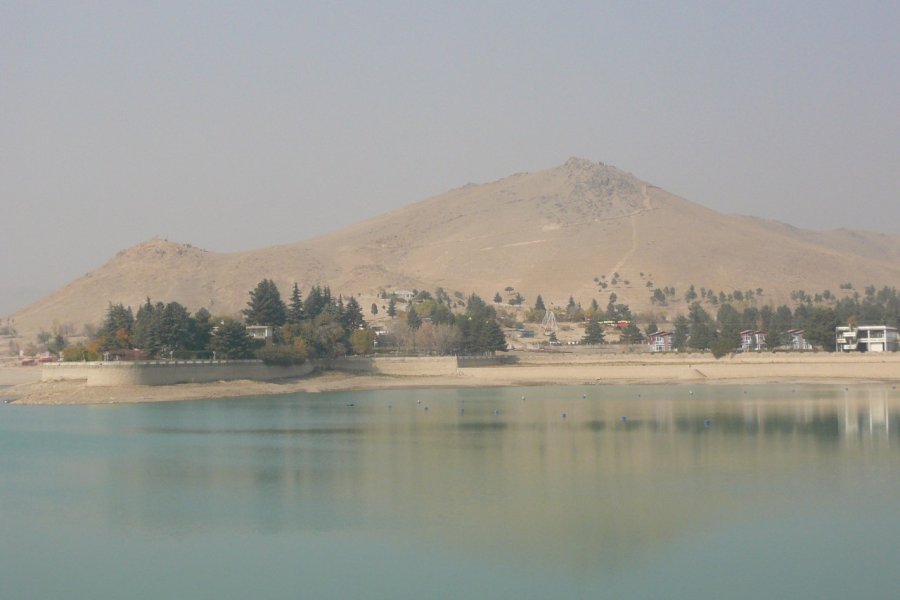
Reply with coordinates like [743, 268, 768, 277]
[43, 360, 314, 387]
[42, 354, 511, 387]
[324, 356, 460, 375]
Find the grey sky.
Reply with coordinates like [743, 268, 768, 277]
[2, 1, 898, 315]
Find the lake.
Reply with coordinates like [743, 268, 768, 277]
[2, 384, 899, 599]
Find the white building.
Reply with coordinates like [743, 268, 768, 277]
[835, 325, 899, 352]
[246, 325, 274, 344]
[739, 330, 767, 352]
[787, 329, 811, 350]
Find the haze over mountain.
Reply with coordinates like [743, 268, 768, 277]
[9, 158, 900, 337]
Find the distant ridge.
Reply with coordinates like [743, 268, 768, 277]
[10, 158, 900, 336]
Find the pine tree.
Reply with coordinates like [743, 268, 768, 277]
[371, 303, 378, 316]
[99, 303, 134, 349]
[493, 292, 502, 303]
[342, 297, 365, 331]
[209, 318, 255, 359]
[407, 306, 422, 330]
[287, 283, 305, 323]
[582, 318, 605, 344]
[243, 279, 287, 326]
[534, 295, 546, 311]
[304, 286, 329, 320]
[387, 297, 397, 318]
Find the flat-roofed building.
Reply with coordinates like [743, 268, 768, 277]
[835, 325, 899, 352]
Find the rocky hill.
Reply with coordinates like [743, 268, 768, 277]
[9, 158, 900, 337]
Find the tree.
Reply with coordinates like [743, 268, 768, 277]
[350, 329, 376, 355]
[287, 283, 305, 324]
[243, 279, 287, 326]
[132, 298, 160, 355]
[209, 319, 256, 359]
[159, 301, 192, 352]
[342, 297, 366, 331]
[99, 303, 134, 349]
[534, 295, 546, 311]
[478, 320, 508, 352]
[406, 306, 422, 330]
[673, 315, 690, 350]
[582, 318, 605, 344]
[716, 303, 742, 352]
[190, 307, 213, 352]
[621, 321, 643, 345]
[805, 307, 838, 350]
[387, 297, 397, 318]
[493, 292, 503, 303]
[304, 286, 329, 320]
[371, 303, 378, 316]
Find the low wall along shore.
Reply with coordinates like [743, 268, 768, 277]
[40, 355, 511, 387]
[42, 360, 316, 387]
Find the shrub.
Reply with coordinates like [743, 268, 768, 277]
[256, 345, 307, 366]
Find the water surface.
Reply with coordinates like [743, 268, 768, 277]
[2, 385, 899, 598]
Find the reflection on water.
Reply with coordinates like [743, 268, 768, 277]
[2, 385, 899, 599]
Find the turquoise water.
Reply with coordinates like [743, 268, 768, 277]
[2, 385, 899, 599]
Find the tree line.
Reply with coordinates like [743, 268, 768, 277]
[60, 279, 509, 362]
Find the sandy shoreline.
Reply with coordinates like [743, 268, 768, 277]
[3, 352, 900, 405]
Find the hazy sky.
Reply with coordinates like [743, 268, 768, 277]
[2, 1, 898, 314]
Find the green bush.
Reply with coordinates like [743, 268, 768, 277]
[256, 345, 307, 366]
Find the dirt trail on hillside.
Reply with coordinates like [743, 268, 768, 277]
[607, 184, 653, 279]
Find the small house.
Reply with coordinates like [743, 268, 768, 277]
[740, 330, 767, 352]
[647, 331, 674, 352]
[246, 325, 274, 345]
[787, 329, 811, 350]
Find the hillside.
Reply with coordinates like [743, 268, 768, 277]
[9, 158, 900, 338]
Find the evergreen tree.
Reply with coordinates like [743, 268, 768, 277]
[342, 297, 366, 331]
[99, 303, 134, 349]
[243, 279, 287, 326]
[304, 286, 329, 320]
[387, 297, 397, 318]
[673, 315, 690, 350]
[621, 321, 643, 345]
[371, 303, 378, 316]
[407, 306, 422, 330]
[287, 283, 305, 324]
[534, 295, 546, 311]
[209, 318, 255, 359]
[189, 307, 213, 352]
[132, 298, 160, 355]
[159, 301, 192, 352]
[582, 318, 605, 344]
[716, 303, 742, 351]
[478, 320, 507, 352]
[493, 292, 503, 303]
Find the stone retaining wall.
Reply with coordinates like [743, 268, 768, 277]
[42, 354, 511, 387]
[42, 360, 314, 386]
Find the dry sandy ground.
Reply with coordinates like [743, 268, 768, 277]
[4, 352, 900, 406]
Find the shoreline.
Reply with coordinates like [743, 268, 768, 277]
[4, 352, 900, 405]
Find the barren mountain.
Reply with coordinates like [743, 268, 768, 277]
[9, 158, 900, 337]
